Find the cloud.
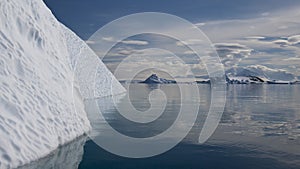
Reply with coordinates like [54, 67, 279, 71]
[117, 49, 134, 55]
[201, 7, 300, 42]
[92, 6, 300, 78]
[214, 43, 253, 67]
[102, 36, 115, 42]
[183, 50, 196, 55]
[227, 64, 295, 81]
[254, 34, 300, 47]
[287, 35, 300, 45]
[110, 48, 195, 80]
[176, 39, 203, 46]
[103, 46, 145, 57]
[246, 65, 295, 81]
[85, 40, 96, 44]
[272, 39, 289, 47]
[87, 36, 116, 46]
[283, 57, 300, 61]
[115, 47, 143, 56]
[261, 12, 270, 17]
[121, 40, 149, 45]
[198, 6, 300, 76]
[194, 22, 206, 27]
[214, 43, 251, 50]
[244, 36, 266, 40]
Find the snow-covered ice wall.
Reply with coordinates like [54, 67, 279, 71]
[62, 25, 126, 98]
[0, 0, 125, 168]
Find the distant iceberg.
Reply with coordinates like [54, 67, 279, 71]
[224, 65, 298, 84]
[140, 74, 176, 84]
[197, 74, 298, 85]
[266, 80, 296, 84]
[226, 65, 296, 82]
[226, 75, 265, 84]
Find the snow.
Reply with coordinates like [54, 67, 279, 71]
[226, 76, 264, 84]
[227, 65, 296, 81]
[287, 35, 300, 45]
[246, 65, 295, 81]
[141, 74, 176, 84]
[0, 0, 124, 168]
[271, 35, 300, 47]
[61, 25, 126, 98]
[266, 80, 293, 84]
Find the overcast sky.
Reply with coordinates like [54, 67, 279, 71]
[44, 0, 300, 80]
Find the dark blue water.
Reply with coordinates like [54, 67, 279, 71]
[19, 84, 300, 169]
[79, 84, 300, 169]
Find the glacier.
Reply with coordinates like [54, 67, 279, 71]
[0, 0, 124, 168]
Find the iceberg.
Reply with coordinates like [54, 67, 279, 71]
[227, 65, 296, 82]
[226, 75, 265, 84]
[225, 65, 299, 84]
[0, 0, 124, 168]
[266, 80, 295, 84]
[140, 74, 176, 84]
[61, 25, 125, 99]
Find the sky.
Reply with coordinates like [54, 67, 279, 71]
[44, 0, 300, 80]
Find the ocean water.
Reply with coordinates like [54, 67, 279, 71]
[20, 84, 300, 169]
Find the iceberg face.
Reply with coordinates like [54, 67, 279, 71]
[0, 0, 124, 168]
[62, 25, 126, 99]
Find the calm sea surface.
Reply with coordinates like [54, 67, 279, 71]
[20, 84, 300, 169]
[79, 84, 300, 169]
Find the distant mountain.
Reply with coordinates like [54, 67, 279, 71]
[140, 74, 176, 84]
[227, 65, 295, 81]
[197, 74, 296, 85]
[196, 79, 210, 84]
[226, 67, 267, 79]
[226, 75, 265, 84]
[128, 66, 298, 85]
[266, 80, 298, 84]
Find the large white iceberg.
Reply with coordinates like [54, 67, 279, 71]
[0, 0, 124, 168]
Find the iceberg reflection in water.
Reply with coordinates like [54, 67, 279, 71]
[17, 136, 87, 169]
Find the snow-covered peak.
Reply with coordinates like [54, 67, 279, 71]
[226, 76, 265, 84]
[141, 74, 176, 84]
[227, 65, 296, 81]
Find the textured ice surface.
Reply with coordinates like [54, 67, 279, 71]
[62, 25, 126, 99]
[0, 0, 124, 168]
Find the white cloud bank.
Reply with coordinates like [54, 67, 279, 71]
[121, 40, 149, 45]
[199, 6, 300, 76]
[214, 43, 253, 67]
